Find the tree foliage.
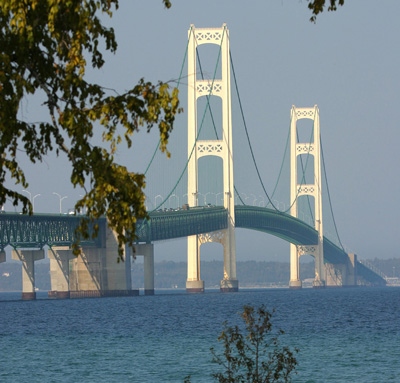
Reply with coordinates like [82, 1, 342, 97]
[184, 306, 298, 383]
[0, 0, 179, 258]
[210, 305, 298, 383]
[308, 0, 345, 22]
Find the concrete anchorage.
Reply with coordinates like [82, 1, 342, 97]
[289, 105, 325, 289]
[326, 253, 358, 287]
[46, 226, 139, 299]
[67, 226, 138, 298]
[48, 247, 75, 299]
[186, 24, 238, 293]
[11, 249, 45, 300]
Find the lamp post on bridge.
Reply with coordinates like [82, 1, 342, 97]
[154, 195, 164, 210]
[204, 192, 211, 205]
[240, 193, 250, 205]
[198, 192, 204, 206]
[22, 190, 41, 212]
[53, 192, 68, 214]
[216, 192, 224, 206]
[168, 194, 179, 209]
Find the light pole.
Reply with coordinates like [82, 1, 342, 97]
[154, 195, 163, 209]
[22, 190, 41, 212]
[216, 192, 224, 206]
[198, 192, 205, 206]
[78, 194, 87, 214]
[168, 194, 179, 209]
[53, 192, 68, 214]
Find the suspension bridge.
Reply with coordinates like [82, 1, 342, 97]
[0, 24, 385, 299]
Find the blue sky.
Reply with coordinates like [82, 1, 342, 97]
[8, 1, 400, 263]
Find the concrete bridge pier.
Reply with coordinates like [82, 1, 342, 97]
[48, 247, 75, 299]
[68, 226, 139, 298]
[133, 244, 155, 295]
[220, 229, 239, 293]
[11, 249, 44, 300]
[326, 253, 358, 287]
[289, 244, 302, 289]
[103, 227, 135, 297]
[69, 247, 104, 298]
[186, 235, 204, 293]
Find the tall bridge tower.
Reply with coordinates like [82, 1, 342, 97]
[289, 105, 325, 289]
[186, 24, 238, 293]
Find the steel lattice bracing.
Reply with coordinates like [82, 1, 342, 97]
[136, 207, 228, 243]
[138, 206, 346, 263]
[0, 213, 106, 249]
[235, 206, 318, 246]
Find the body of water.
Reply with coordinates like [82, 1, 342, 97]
[0, 287, 399, 382]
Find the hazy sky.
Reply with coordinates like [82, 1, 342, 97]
[7, 1, 400, 265]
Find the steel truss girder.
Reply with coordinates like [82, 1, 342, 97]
[0, 213, 105, 249]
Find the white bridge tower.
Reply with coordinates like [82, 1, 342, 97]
[186, 24, 238, 293]
[289, 105, 325, 289]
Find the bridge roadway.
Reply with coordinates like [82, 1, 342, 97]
[0, 207, 384, 285]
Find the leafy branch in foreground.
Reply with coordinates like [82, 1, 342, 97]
[307, 0, 345, 22]
[0, 0, 179, 259]
[187, 305, 298, 383]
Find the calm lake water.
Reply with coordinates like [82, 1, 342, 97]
[0, 287, 399, 382]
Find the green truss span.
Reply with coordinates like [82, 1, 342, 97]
[0, 208, 384, 285]
[0, 212, 105, 249]
[139, 206, 346, 267]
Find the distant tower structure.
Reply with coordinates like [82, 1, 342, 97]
[186, 24, 238, 293]
[289, 105, 325, 289]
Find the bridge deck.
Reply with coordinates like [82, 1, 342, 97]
[0, 208, 384, 285]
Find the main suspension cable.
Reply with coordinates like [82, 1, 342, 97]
[196, 50, 245, 205]
[151, 26, 227, 211]
[143, 26, 193, 176]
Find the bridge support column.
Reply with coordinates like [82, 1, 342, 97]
[11, 249, 44, 300]
[187, 235, 204, 293]
[69, 247, 105, 298]
[346, 253, 358, 286]
[103, 226, 135, 296]
[326, 253, 358, 287]
[143, 246, 154, 295]
[289, 244, 302, 289]
[220, 229, 238, 292]
[48, 247, 74, 299]
[133, 244, 155, 295]
[68, 226, 139, 298]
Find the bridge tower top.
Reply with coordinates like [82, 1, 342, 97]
[187, 24, 233, 215]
